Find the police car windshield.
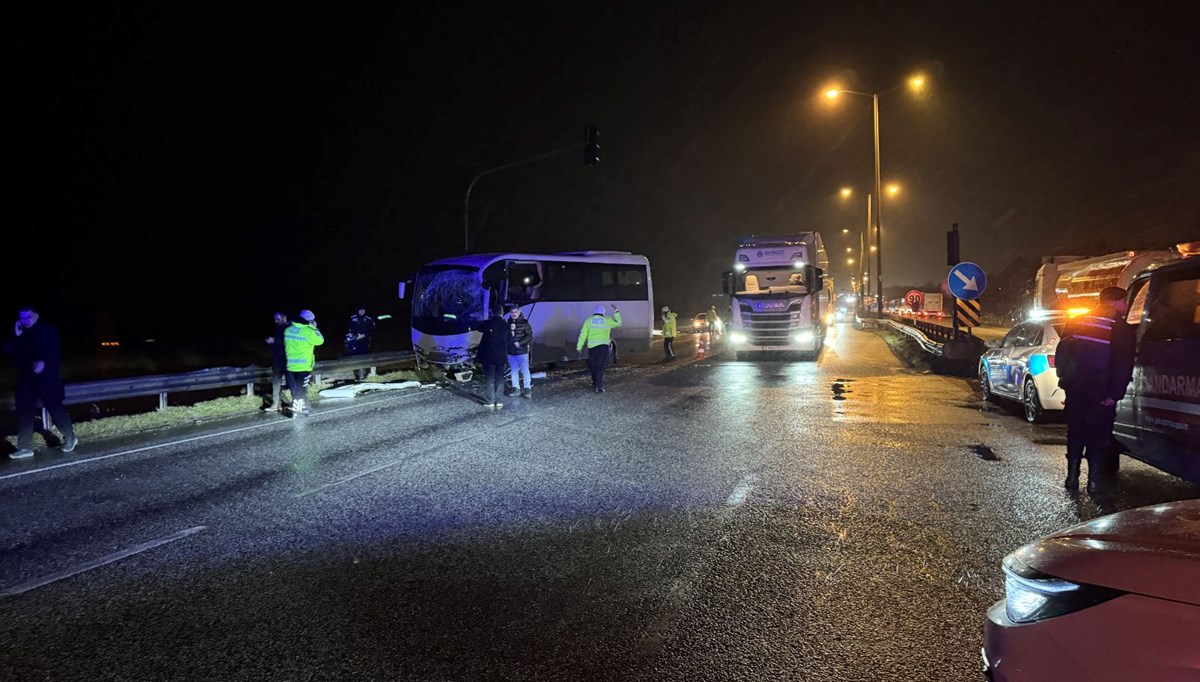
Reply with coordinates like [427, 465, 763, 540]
[737, 267, 808, 295]
[412, 266, 486, 332]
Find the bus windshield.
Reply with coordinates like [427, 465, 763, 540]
[412, 266, 486, 334]
[738, 268, 808, 295]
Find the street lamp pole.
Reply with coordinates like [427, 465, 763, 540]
[872, 93, 884, 316]
[864, 192, 872, 312]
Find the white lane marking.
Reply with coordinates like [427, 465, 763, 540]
[294, 416, 530, 498]
[1, 525, 207, 597]
[725, 473, 758, 506]
[0, 391, 436, 482]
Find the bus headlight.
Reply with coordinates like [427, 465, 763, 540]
[730, 332, 748, 345]
[795, 331, 815, 344]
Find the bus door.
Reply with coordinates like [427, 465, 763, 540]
[504, 260, 546, 356]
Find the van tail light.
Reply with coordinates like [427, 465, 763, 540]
[1047, 355, 1056, 368]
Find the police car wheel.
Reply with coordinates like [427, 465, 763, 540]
[1023, 379, 1045, 424]
[979, 366, 994, 402]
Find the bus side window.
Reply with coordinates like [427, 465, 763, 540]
[506, 262, 543, 302]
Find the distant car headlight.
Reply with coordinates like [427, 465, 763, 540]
[1002, 557, 1122, 623]
[730, 332, 748, 345]
[794, 331, 815, 344]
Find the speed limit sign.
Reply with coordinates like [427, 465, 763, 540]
[905, 290, 925, 308]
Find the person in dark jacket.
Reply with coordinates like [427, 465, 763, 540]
[475, 306, 512, 408]
[4, 305, 77, 459]
[1055, 286, 1135, 492]
[345, 307, 376, 380]
[264, 311, 289, 411]
[506, 304, 534, 398]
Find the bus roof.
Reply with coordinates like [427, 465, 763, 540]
[425, 252, 650, 270]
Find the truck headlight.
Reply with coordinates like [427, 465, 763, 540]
[794, 331, 815, 344]
[730, 332, 747, 345]
[1002, 558, 1122, 623]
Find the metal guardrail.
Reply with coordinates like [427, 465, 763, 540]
[885, 320, 944, 356]
[0, 351, 415, 413]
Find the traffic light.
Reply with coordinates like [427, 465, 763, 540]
[947, 223, 960, 266]
[584, 124, 599, 165]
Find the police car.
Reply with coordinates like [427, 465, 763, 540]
[979, 312, 1068, 423]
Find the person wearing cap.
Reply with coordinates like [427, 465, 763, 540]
[576, 304, 622, 393]
[1055, 286, 1136, 492]
[284, 309, 324, 416]
[344, 306, 376, 380]
[506, 304, 534, 399]
[660, 305, 678, 361]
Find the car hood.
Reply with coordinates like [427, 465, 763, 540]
[1010, 499, 1200, 606]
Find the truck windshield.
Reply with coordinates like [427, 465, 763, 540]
[412, 266, 485, 334]
[738, 268, 808, 295]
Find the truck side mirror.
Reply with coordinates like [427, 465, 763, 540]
[722, 271, 733, 295]
[805, 265, 824, 291]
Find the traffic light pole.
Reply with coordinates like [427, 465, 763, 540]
[462, 143, 583, 253]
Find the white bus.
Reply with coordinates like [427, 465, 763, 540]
[403, 251, 654, 376]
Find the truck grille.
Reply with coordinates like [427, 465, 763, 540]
[739, 303, 806, 345]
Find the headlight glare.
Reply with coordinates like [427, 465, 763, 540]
[1002, 558, 1122, 623]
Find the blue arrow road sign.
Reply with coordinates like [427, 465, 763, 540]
[947, 261, 987, 300]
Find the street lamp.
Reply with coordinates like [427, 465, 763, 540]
[836, 187, 872, 314]
[824, 74, 927, 315]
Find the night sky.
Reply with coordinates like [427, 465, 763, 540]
[8, 1, 1199, 352]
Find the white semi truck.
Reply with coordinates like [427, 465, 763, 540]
[722, 233, 832, 360]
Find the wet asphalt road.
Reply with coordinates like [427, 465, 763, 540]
[2, 325, 1198, 681]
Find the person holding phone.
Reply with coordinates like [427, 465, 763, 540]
[4, 305, 77, 459]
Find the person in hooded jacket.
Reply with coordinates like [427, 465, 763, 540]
[475, 305, 512, 408]
[4, 305, 77, 459]
[506, 304, 534, 398]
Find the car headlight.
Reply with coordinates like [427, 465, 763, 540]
[1002, 557, 1122, 623]
[730, 332, 747, 345]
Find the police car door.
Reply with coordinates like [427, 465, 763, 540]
[1007, 323, 1043, 392]
[992, 325, 1024, 397]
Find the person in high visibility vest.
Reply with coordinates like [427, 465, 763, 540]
[661, 305, 678, 361]
[284, 310, 325, 416]
[577, 304, 622, 393]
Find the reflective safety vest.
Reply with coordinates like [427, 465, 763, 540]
[577, 311, 622, 351]
[285, 322, 325, 372]
[662, 312, 677, 337]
